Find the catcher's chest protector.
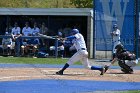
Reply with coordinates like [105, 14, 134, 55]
[118, 51, 136, 60]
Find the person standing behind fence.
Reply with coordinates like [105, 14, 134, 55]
[11, 22, 21, 39]
[22, 22, 32, 36]
[40, 22, 48, 46]
[21, 22, 32, 56]
[30, 22, 40, 56]
[40, 22, 48, 35]
[31, 22, 40, 47]
[110, 24, 121, 60]
[6, 23, 13, 33]
[32, 22, 40, 35]
[63, 24, 71, 37]
[2, 32, 13, 55]
[49, 31, 65, 57]
[11, 22, 21, 56]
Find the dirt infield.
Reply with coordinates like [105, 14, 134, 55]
[0, 67, 140, 82]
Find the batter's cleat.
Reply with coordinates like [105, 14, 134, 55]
[56, 70, 63, 75]
[100, 67, 105, 75]
[104, 65, 109, 73]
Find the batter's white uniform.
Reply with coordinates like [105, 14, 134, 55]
[112, 28, 121, 54]
[67, 33, 91, 69]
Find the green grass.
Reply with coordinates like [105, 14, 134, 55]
[122, 90, 140, 93]
[0, 57, 82, 65]
[0, 57, 139, 66]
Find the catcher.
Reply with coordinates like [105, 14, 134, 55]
[104, 44, 138, 74]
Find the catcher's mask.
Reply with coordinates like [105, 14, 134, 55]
[115, 44, 124, 53]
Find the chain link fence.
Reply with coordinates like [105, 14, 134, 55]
[94, 0, 140, 59]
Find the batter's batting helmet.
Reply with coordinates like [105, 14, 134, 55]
[71, 29, 79, 35]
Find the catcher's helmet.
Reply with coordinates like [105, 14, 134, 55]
[115, 44, 124, 53]
[71, 29, 79, 35]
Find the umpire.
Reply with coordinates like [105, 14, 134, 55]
[110, 24, 121, 60]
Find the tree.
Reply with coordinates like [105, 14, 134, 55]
[70, 0, 93, 8]
[0, 0, 93, 8]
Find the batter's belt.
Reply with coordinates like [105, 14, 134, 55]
[78, 48, 86, 51]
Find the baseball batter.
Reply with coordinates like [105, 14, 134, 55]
[111, 24, 121, 59]
[56, 29, 105, 75]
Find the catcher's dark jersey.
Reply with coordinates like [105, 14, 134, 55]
[116, 51, 136, 60]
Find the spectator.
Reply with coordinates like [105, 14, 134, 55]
[2, 32, 13, 55]
[28, 22, 40, 57]
[21, 22, 32, 56]
[11, 22, 21, 56]
[40, 22, 48, 35]
[50, 41, 64, 58]
[39, 22, 49, 46]
[11, 22, 21, 40]
[63, 24, 71, 37]
[22, 22, 32, 36]
[32, 22, 40, 35]
[49, 32, 64, 57]
[6, 23, 13, 33]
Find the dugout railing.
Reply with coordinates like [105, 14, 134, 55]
[0, 35, 59, 57]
